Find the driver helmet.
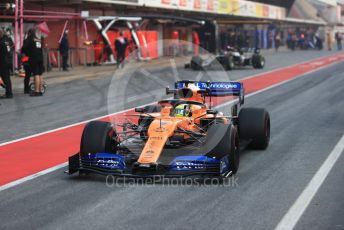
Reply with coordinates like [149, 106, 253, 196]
[174, 104, 191, 117]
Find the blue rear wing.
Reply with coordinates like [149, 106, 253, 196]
[175, 81, 244, 97]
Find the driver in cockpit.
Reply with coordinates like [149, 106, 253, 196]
[174, 104, 192, 117]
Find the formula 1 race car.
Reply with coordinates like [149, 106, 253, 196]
[185, 47, 265, 71]
[68, 80, 270, 178]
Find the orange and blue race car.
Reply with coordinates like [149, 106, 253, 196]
[68, 80, 270, 178]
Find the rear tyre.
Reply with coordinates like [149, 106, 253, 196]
[239, 108, 270, 150]
[80, 121, 115, 156]
[204, 123, 240, 174]
[225, 56, 235, 70]
[252, 55, 265, 69]
[190, 56, 203, 70]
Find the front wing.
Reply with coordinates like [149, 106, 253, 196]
[68, 152, 232, 178]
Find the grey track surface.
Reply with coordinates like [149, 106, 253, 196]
[0, 50, 344, 230]
[0, 50, 340, 143]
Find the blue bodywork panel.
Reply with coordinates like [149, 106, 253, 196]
[175, 81, 243, 97]
[81, 153, 126, 170]
[169, 155, 220, 171]
[77, 153, 232, 176]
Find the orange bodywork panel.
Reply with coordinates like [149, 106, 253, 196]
[138, 119, 177, 164]
[137, 116, 198, 164]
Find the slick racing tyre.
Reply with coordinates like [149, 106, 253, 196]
[190, 56, 203, 70]
[252, 54, 265, 69]
[238, 108, 270, 150]
[204, 123, 240, 174]
[226, 56, 235, 70]
[80, 121, 115, 156]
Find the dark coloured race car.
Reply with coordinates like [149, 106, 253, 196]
[68, 80, 270, 179]
[185, 47, 265, 71]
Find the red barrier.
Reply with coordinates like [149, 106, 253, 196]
[94, 44, 104, 64]
[137, 31, 148, 58]
[192, 32, 200, 56]
[146, 31, 158, 59]
[93, 30, 159, 62]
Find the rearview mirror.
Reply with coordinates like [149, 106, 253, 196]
[177, 88, 193, 98]
[207, 109, 218, 115]
[166, 87, 176, 95]
[135, 108, 145, 113]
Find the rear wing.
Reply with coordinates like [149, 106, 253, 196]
[175, 80, 244, 97]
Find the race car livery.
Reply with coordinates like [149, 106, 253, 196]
[68, 80, 270, 178]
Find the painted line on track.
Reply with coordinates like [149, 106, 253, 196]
[0, 163, 68, 192]
[274, 135, 344, 230]
[1, 52, 344, 190]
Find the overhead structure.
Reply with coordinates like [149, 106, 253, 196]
[248, 0, 296, 11]
[0, 0, 82, 69]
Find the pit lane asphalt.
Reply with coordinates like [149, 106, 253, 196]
[0, 51, 343, 230]
[0, 50, 341, 143]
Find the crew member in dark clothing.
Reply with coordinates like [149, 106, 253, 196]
[21, 32, 32, 94]
[22, 28, 44, 96]
[114, 32, 128, 68]
[59, 29, 69, 71]
[3, 28, 14, 74]
[335, 32, 342, 51]
[0, 29, 13, 99]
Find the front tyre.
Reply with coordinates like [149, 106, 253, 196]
[80, 121, 115, 156]
[252, 55, 265, 69]
[204, 124, 240, 174]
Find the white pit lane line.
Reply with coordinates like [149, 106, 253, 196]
[0, 163, 68, 192]
[274, 135, 344, 230]
[0, 56, 343, 192]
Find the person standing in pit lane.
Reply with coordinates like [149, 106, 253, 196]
[21, 31, 32, 94]
[22, 28, 44, 97]
[3, 28, 14, 74]
[327, 32, 333, 51]
[275, 32, 281, 52]
[59, 29, 70, 71]
[0, 28, 13, 99]
[335, 32, 342, 51]
[115, 31, 129, 69]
